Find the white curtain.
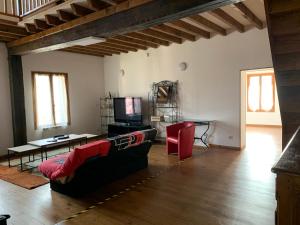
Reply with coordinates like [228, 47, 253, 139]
[261, 75, 274, 111]
[248, 76, 260, 112]
[35, 74, 54, 128]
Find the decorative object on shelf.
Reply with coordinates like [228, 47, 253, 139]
[148, 80, 179, 140]
[179, 62, 188, 71]
[100, 92, 118, 134]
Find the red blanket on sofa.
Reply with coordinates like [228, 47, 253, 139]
[39, 140, 111, 180]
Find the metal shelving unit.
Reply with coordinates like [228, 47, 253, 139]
[148, 80, 179, 140]
[100, 97, 114, 134]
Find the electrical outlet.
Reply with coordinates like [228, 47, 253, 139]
[228, 136, 233, 140]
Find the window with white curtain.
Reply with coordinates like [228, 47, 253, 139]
[32, 72, 70, 129]
[247, 73, 275, 112]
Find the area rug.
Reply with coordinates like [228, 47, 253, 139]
[0, 165, 49, 189]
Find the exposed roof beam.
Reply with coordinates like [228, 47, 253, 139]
[99, 0, 117, 5]
[34, 19, 52, 30]
[87, 0, 110, 10]
[139, 28, 183, 44]
[25, 23, 41, 34]
[0, 32, 21, 39]
[126, 32, 170, 46]
[234, 2, 263, 29]
[188, 14, 226, 35]
[57, 10, 78, 22]
[0, 23, 28, 36]
[211, 8, 245, 32]
[113, 35, 159, 48]
[45, 15, 63, 26]
[107, 39, 147, 50]
[98, 42, 138, 52]
[85, 45, 121, 54]
[91, 43, 129, 53]
[153, 24, 196, 41]
[71, 3, 94, 16]
[169, 20, 210, 38]
[8, 0, 239, 55]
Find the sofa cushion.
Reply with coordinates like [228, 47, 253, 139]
[39, 140, 111, 180]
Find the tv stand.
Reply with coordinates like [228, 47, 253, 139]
[108, 123, 152, 138]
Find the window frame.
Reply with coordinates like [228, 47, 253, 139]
[32, 71, 71, 129]
[247, 72, 276, 113]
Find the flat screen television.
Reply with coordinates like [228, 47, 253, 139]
[113, 97, 143, 124]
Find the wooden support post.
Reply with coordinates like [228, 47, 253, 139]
[8, 55, 27, 146]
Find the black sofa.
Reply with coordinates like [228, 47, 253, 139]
[49, 128, 157, 196]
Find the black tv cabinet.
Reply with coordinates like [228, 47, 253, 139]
[108, 124, 152, 137]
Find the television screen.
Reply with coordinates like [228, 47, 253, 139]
[113, 97, 142, 124]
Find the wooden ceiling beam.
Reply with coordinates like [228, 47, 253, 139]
[34, 19, 52, 30]
[70, 46, 112, 56]
[169, 20, 210, 38]
[57, 10, 78, 22]
[8, 0, 240, 55]
[0, 36, 16, 42]
[62, 48, 104, 57]
[188, 14, 226, 35]
[113, 35, 159, 48]
[84, 45, 121, 54]
[139, 28, 183, 44]
[234, 2, 263, 29]
[99, 0, 117, 5]
[97, 42, 138, 52]
[25, 23, 41, 34]
[211, 8, 245, 32]
[87, 0, 110, 10]
[0, 32, 20, 39]
[107, 39, 147, 50]
[0, 23, 28, 36]
[45, 15, 63, 26]
[71, 3, 94, 17]
[153, 24, 196, 41]
[126, 32, 170, 46]
[90, 43, 128, 53]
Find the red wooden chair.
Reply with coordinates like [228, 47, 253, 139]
[166, 122, 195, 160]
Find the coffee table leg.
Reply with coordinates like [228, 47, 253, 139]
[41, 149, 44, 161]
[7, 150, 10, 167]
[20, 155, 23, 171]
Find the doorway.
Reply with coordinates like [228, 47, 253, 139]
[240, 68, 282, 150]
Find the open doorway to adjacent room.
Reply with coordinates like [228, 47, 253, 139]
[240, 68, 282, 157]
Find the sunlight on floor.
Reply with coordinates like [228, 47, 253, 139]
[245, 126, 282, 182]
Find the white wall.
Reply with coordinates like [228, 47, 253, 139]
[104, 28, 273, 148]
[243, 68, 282, 126]
[0, 43, 13, 156]
[22, 51, 104, 141]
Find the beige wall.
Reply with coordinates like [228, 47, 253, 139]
[0, 43, 13, 156]
[22, 51, 104, 142]
[104, 28, 273, 148]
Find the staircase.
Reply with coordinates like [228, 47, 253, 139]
[264, 0, 300, 148]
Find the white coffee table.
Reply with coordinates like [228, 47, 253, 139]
[8, 144, 41, 171]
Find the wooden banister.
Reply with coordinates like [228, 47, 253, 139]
[0, 0, 56, 17]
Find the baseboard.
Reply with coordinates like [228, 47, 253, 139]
[246, 124, 282, 128]
[209, 144, 241, 151]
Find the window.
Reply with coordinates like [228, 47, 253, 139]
[32, 72, 70, 129]
[247, 73, 275, 112]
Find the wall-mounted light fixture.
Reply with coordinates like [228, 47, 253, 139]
[179, 62, 188, 71]
[120, 69, 125, 77]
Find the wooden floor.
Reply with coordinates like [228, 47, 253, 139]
[0, 127, 282, 225]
